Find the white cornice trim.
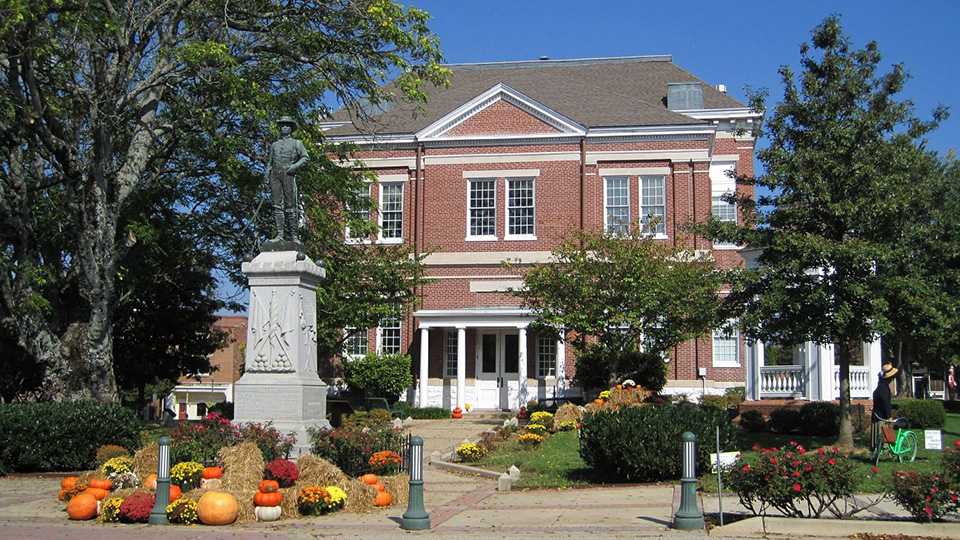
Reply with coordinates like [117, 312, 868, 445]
[417, 83, 587, 140]
[675, 107, 763, 121]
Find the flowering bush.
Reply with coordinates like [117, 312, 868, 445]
[166, 498, 200, 524]
[237, 422, 297, 462]
[518, 433, 544, 447]
[941, 440, 960, 484]
[109, 471, 139, 489]
[308, 425, 404, 476]
[264, 459, 299, 488]
[326, 486, 347, 511]
[297, 485, 331, 515]
[557, 421, 577, 432]
[456, 443, 485, 462]
[524, 423, 548, 436]
[888, 470, 959, 522]
[599, 390, 611, 400]
[119, 492, 155, 523]
[725, 442, 859, 518]
[529, 411, 554, 430]
[101, 456, 133, 476]
[368, 450, 403, 474]
[170, 461, 203, 491]
[171, 412, 296, 463]
[101, 497, 123, 523]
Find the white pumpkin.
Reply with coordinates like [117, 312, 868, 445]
[254, 505, 282, 522]
[200, 478, 223, 490]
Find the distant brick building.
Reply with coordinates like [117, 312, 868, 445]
[323, 55, 759, 410]
[167, 315, 246, 419]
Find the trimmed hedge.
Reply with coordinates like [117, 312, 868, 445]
[392, 403, 451, 419]
[797, 402, 840, 437]
[739, 409, 766, 432]
[896, 398, 946, 429]
[768, 407, 801, 434]
[0, 402, 141, 472]
[579, 405, 736, 482]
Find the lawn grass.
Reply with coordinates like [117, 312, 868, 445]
[472, 410, 960, 492]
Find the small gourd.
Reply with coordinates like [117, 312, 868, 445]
[83, 487, 108, 500]
[254, 505, 282, 522]
[374, 481, 385, 492]
[145, 473, 158, 491]
[89, 478, 113, 491]
[202, 466, 223, 479]
[169, 484, 182, 501]
[258, 480, 280, 493]
[253, 491, 283, 507]
[374, 490, 392, 507]
[360, 473, 378, 485]
[200, 478, 223, 490]
[60, 477, 79, 490]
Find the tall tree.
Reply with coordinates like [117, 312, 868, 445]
[711, 16, 947, 447]
[510, 229, 723, 392]
[0, 0, 447, 401]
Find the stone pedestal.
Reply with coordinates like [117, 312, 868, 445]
[234, 248, 330, 457]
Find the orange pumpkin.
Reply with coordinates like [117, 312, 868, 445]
[202, 466, 223, 479]
[374, 482, 385, 492]
[616, 384, 623, 390]
[593, 398, 603, 405]
[60, 476, 79, 490]
[89, 478, 113, 491]
[67, 493, 98, 520]
[145, 473, 158, 491]
[360, 473, 378, 485]
[83, 488, 108, 500]
[374, 491, 392, 507]
[253, 491, 282, 507]
[169, 484, 182, 502]
[57, 488, 68, 501]
[197, 491, 238, 525]
[258, 480, 280, 493]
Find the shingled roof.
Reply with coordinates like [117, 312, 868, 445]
[324, 55, 746, 137]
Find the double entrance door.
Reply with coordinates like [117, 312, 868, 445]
[475, 330, 519, 410]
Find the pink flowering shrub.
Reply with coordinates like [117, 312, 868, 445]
[119, 492, 155, 523]
[941, 440, 960, 484]
[725, 442, 859, 517]
[888, 470, 958, 522]
[264, 458, 300, 487]
[171, 412, 296, 463]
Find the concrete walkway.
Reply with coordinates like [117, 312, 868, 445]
[1, 416, 958, 539]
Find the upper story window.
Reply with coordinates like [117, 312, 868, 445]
[444, 330, 458, 378]
[468, 178, 497, 239]
[345, 184, 371, 242]
[343, 327, 369, 359]
[710, 162, 737, 247]
[712, 319, 740, 367]
[604, 176, 630, 235]
[378, 182, 404, 242]
[536, 337, 557, 378]
[506, 177, 535, 239]
[640, 175, 666, 236]
[377, 318, 402, 354]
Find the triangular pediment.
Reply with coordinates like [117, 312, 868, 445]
[417, 83, 585, 140]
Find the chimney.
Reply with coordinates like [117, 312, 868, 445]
[716, 83, 727, 94]
[667, 82, 703, 110]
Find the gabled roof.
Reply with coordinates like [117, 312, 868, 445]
[324, 55, 746, 138]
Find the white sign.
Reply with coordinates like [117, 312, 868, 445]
[711, 451, 739, 473]
[925, 430, 942, 451]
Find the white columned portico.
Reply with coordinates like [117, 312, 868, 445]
[419, 327, 429, 408]
[555, 338, 566, 396]
[518, 326, 528, 409]
[456, 326, 466, 410]
[747, 339, 764, 400]
[864, 337, 883, 386]
[817, 342, 835, 401]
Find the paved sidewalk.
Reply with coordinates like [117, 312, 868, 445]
[1, 416, 959, 539]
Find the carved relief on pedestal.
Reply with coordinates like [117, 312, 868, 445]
[247, 288, 295, 372]
[299, 292, 317, 374]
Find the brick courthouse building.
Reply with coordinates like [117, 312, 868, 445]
[323, 56, 759, 411]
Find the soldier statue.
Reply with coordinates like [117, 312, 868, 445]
[265, 116, 309, 243]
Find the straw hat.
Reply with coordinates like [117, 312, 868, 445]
[881, 363, 899, 379]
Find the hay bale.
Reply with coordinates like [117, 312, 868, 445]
[345, 481, 378, 513]
[218, 442, 264, 493]
[381, 474, 409, 507]
[297, 454, 350, 486]
[279, 486, 300, 519]
[553, 403, 583, 425]
[132, 444, 159, 479]
[609, 387, 645, 407]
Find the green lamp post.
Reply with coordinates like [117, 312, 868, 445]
[673, 431, 705, 530]
[148, 436, 171, 524]
[400, 435, 430, 530]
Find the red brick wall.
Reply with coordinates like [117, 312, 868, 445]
[446, 99, 562, 136]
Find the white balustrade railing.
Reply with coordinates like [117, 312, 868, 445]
[833, 366, 871, 398]
[759, 366, 806, 397]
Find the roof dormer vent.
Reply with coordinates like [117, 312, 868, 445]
[667, 82, 703, 110]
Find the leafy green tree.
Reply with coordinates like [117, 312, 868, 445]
[0, 0, 447, 401]
[342, 352, 413, 399]
[510, 229, 723, 392]
[710, 16, 947, 447]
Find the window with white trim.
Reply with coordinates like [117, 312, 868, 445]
[536, 337, 556, 378]
[378, 319, 402, 354]
[604, 176, 630, 235]
[468, 178, 496, 238]
[343, 328, 368, 359]
[710, 162, 737, 247]
[506, 177, 535, 238]
[712, 319, 740, 366]
[345, 184, 371, 241]
[444, 330, 458, 378]
[378, 182, 403, 242]
[640, 175, 666, 236]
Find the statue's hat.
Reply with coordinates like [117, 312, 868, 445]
[277, 115, 297, 127]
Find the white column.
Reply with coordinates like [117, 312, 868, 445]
[419, 327, 429, 408]
[864, 337, 883, 385]
[818, 342, 836, 401]
[456, 326, 466, 410]
[518, 326, 528, 409]
[555, 338, 566, 397]
[748, 339, 764, 401]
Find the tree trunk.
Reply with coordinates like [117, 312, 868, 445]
[835, 340, 855, 449]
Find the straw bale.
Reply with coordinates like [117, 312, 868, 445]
[345, 481, 378, 513]
[279, 486, 300, 519]
[553, 403, 583, 425]
[296, 454, 350, 486]
[132, 444, 159, 479]
[381, 474, 409, 507]
[218, 442, 264, 492]
[609, 387, 645, 407]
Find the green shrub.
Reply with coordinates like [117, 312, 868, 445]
[888, 470, 958, 522]
[768, 407, 801, 434]
[392, 403, 451, 419]
[896, 399, 946, 429]
[739, 410, 766, 432]
[343, 352, 414, 399]
[579, 405, 736, 482]
[797, 402, 839, 436]
[308, 424, 404, 476]
[701, 387, 746, 411]
[0, 402, 140, 472]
